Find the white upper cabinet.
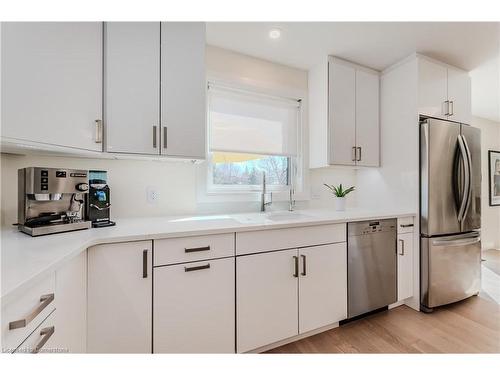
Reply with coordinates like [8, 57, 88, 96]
[161, 22, 206, 159]
[310, 56, 380, 168]
[355, 69, 380, 167]
[418, 56, 471, 124]
[104, 22, 161, 155]
[329, 60, 356, 166]
[418, 57, 448, 119]
[447, 66, 471, 124]
[1, 22, 103, 151]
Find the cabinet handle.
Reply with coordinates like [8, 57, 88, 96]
[163, 127, 167, 149]
[352, 147, 357, 162]
[444, 100, 450, 116]
[142, 250, 148, 278]
[400, 224, 414, 228]
[185, 263, 210, 272]
[153, 126, 158, 148]
[357, 147, 362, 162]
[300, 254, 307, 276]
[449, 100, 454, 116]
[33, 326, 55, 354]
[185, 245, 210, 253]
[9, 293, 55, 330]
[399, 239, 405, 256]
[293, 256, 299, 278]
[94, 120, 103, 144]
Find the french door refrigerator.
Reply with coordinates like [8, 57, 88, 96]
[420, 117, 481, 312]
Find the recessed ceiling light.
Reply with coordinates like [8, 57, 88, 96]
[268, 28, 281, 40]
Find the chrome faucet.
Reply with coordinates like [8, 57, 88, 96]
[288, 188, 296, 211]
[260, 172, 273, 212]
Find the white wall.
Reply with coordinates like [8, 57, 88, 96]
[472, 116, 500, 250]
[1, 45, 357, 225]
[0, 154, 198, 225]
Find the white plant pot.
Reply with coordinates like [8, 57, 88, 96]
[335, 197, 346, 211]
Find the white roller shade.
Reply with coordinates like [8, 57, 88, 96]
[208, 85, 300, 157]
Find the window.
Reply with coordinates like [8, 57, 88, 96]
[207, 84, 301, 192]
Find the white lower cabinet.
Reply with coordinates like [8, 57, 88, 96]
[397, 232, 414, 301]
[236, 249, 299, 353]
[298, 243, 347, 334]
[87, 241, 152, 353]
[14, 310, 57, 354]
[153, 257, 235, 353]
[236, 243, 347, 352]
[53, 251, 87, 353]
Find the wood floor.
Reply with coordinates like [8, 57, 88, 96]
[267, 254, 500, 353]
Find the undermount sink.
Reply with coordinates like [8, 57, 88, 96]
[265, 212, 312, 222]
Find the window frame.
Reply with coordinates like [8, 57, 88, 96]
[196, 77, 309, 204]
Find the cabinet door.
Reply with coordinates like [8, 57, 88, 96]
[161, 22, 206, 159]
[329, 59, 356, 165]
[397, 233, 414, 301]
[355, 69, 380, 167]
[1, 22, 103, 151]
[87, 241, 152, 353]
[53, 251, 87, 353]
[298, 243, 347, 334]
[447, 67, 471, 124]
[104, 22, 160, 154]
[154, 258, 235, 353]
[418, 58, 448, 119]
[236, 249, 298, 353]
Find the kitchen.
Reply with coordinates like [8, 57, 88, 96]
[1, 3, 500, 373]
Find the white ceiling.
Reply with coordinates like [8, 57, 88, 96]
[206, 22, 499, 72]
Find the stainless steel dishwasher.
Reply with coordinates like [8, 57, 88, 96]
[347, 219, 397, 318]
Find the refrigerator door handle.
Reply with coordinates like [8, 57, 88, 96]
[457, 135, 470, 223]
[432, 236, 480, 247]
[462, 134, 473, 221]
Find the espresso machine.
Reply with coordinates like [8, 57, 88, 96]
[18, 167, 92, 236]
[86, 170, 115, 228]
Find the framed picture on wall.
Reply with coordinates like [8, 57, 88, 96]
[489, 150, 500, 206]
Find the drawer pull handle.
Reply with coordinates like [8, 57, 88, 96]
[400, 224, 414, 228]
[300, 254, 307, 276]
[142, 249, 148, 279]
[9, 293, 55, 330]
[185, 246, 210, 253]
[293, 256, 299, 278]
[33, 326, 55, 354]
[185, 263, 210, 272]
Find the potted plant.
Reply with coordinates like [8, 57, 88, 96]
[323, 183, 355, 211]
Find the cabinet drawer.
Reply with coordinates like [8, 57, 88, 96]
[13, 310, 57, 354]
[236, 224, 346, 256]
[2, 273, 56, 352]
[398, 216, 415, 234]
[154, 233, 234, 266]
[154, 258, 235, 353]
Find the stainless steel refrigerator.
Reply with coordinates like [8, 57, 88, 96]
[420, 117, 481, 312]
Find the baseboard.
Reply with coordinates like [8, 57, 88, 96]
[245, 322, 340, 353]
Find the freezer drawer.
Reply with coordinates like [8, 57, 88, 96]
[421, 232, 481, 309]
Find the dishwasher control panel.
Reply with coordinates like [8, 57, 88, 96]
[348, 219, 397, 236]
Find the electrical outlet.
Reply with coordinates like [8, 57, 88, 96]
[311, 186, 321, 200]
[146, 186, 159, 204]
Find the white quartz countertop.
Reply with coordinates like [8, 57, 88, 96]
[1, 208, 415, 302]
